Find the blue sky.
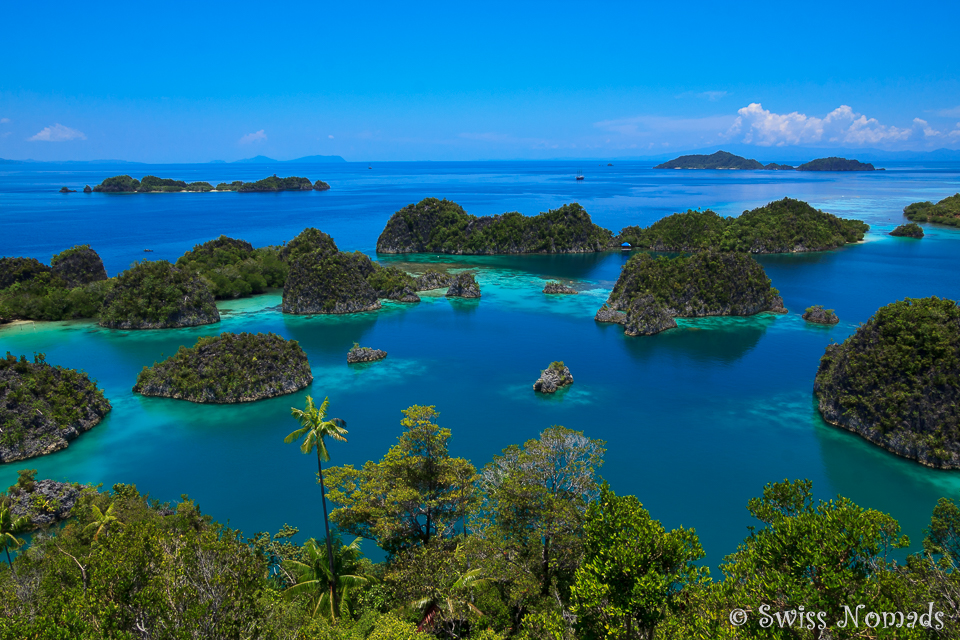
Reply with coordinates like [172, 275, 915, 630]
[2, 0, 959, 162]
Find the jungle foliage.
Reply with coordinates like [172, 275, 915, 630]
[176, 235, 287, 299]
[904, 193, 960, 227]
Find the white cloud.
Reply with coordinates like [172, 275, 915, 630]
[28, 123, 86, 142]
[937, 106, 960, 118]
[328, 134, 334, 139]
[239, 129, 266, 144]
[0, 118, 9, 124]
[913, 118, 941, 138]
[949, 124, 960, 139]
[698, 91, 727, 101]
[727, 103, 911, 146]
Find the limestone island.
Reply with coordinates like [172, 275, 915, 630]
[5, 470, 89, 530]
[0, 353, 111, 462]
[98, 260, 220, 329]
[58, 186, 76, 193]
[617, 198, 868, 253]
[814, 296, 960, 468]
[347, 344, 387, 364]
[802, 305, 839, 325]
[764, 163, 795, 170]
[0, 246, 112, 323]
[445, 272, 481, 298]
[283, 251, 381, 314]
[216, 175, 320, 192]
[415, 269, 456, 291]
[133, 332, 312, 403]
[543, 280, 578, 294]
[890, 223, 924, 238]
[534, 361, 574, 393]
[91, 174, 331, 193]
[375, 198, 613, 254]
[796, 157, 876, 171]
[904, 194, 960, 227]
[597, 251, 786, 336]
[654, 151, 764, 170]
[176, 235, 287, 299]
[82, 185, 92, 193]
[367, 265, 420, 302]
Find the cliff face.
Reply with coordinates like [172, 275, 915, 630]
[0, 353, 111, 463]
[282, 251, 381, 314]
[134, 332, 312, 403]
[814, 296, 960, 469]
[51, 245, 108, 289]
[98, 260, 220, 329]
[376, 198, 613, 254]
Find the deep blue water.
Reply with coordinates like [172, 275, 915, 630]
[1, 161, 959, 568]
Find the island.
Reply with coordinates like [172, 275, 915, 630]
[903, 194, 960, 227]
[796, 157, 876, 171]
[763, 163, 795, 170]
[0, 247, 113, 322]
[375, 198, 613, 254]
[92, 174, 330, 193]
[0, 257, 51, 290]
[58, 187, 75, 193]
[533, 361, 574, 393]
[313, 179, 331, 191]
[597, 251, 786, 336]
[802, 305, 839, 325]
[215, 176, 328, 192]
[282, 251, 381, 314]
[133, 332, 311, 403]
[814, 296, 960, 468]
[82, 185, 92, 193]
[890, 223, 924, 238]
[415, 269, 455, 291]
[280, 227, 340, 263]
[367, 265, 420, 302]
[6, 470, 88, 530]
[51, 244, 108, 289]
[617, 198, 868, 253]
[98, 260, 220, 329]
[445, 272, 481, 298]
[176, 235, 286, 299]
[347, 344, 387, 364]
[654, 151, 764, 170]
[543, 281, 578, 294]
[0, 352, 112, 462]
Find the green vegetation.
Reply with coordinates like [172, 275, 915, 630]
[280, 227, 340, 263]
[367, 265, 419, 301]
[282, 251, 381, 314]
[215, 175, 315, 192]
[0, 247, 113, 322]
[98, 260, 220, 329]
[176, 235, 287, 299]
[890, 222, 925, 238]
[134, 332, 312, 403]
[654, 150, 764, 170]
[606, 251, 784, 318]
[92, 174, 140, 192]
[376, 198, 614, 254]
[138, 175, 214, 192]
[93, 174, 322, 193]
[618, 198, 868, 253]
[796, 157, 876, 171]
[904, 193, 960, 227]
[814, 296, 960, 468]
[0, 352, 111, 462]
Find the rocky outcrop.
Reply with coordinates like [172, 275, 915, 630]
[814, 296, 960, 469]
[283, 251, 381, 314]
[133, 332, 312, 403]
[623, 296, 678, 336]
[376, 198, 614, 254]
[83, 185, 92, 193]
[59, 187, 76, 193]
[445, 273, 481, 298]
[313, 180, 331, 191]
[280, 228, 339, 263]
[595, 305, 627, 325]
[347, 346, 387, 364]
[890, 223, 924, 238]
[0, 353, 112, 463]
[7, 476, 86, 529]
[98, 260, 220, 329]
[415, 269, 456, 291]
[51, 245, 108, 289]
[533, 362, 574, 393]
[802, 305, 839, 325]
[543, 281, 578, 294]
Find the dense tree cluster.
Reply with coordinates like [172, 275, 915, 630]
[0, 247, 113, 322]
[654, 150, 765, 170]
[904, 194, 960, 227]
[176, 235, 287, 299]
[98, 260, 220, 329]
[796, 157, 876, 171]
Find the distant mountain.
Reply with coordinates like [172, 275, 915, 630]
[655, 150, 764, 170]
[232, 155, 278, 164]
[230, 155, 346, 164]
[0, 158, 144, 165]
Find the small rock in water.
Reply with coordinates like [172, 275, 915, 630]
[445, 272, 481, 298]
[594, 304, 627, 325]
[347, 345, 387, 364]
[543, 280, 578, 294]
[802, 305, 839, 325]
[533, 361, 574, 393]
[415, 269, 456, 291]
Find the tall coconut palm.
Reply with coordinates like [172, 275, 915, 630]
[0, 506, 30, 576]
[84, 502, 121, 541]
[283, 535, 369, 620]
[285, 395, 348, 612]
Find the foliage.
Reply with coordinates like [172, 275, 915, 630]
[618, 198, 868, 253]
[97, 259, 219, 328]
[0, 248, 111, 321]
[326, 405, 477, 556]
[282, 251, 380, 314]
[367, 264, 417, 298]
[176, 235, 287, 299]
[890, 222, 925, 237]
[213, 175, 314, 192]
[0, 257, 51, 290]
[137, 175, 214, 192]
[814, 296, 960, 466]
[284, 535, 370, 620]
[570, 484, 706, 640]
[280, 227, 340, 263]
[904, 193, 960, 227]
[376, 198, 614, 254]
[796, 157, 876, 171]
[653, 150, 764, 170]
[92, 174, 140, 192]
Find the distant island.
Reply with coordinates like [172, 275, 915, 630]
[890, 222, 924, 238]
[617, 198, 868, 253]
[814, 296, 960, 468]
[654, 151, 764, 170]
[91, 174, 331, 193]
[796, 157, 876, 171]
[230, 155, 346, 164]
[903, 193, 960, 227]
[133, 332, 312, 403]
[376, 198, 613, 254]
[0, 353, 111, 462]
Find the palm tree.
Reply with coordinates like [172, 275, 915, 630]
[84, 502, 121, 541]
[413, 564, 488, 637]
[285, 395, 348, 612]
[0, 506, 30, 576]
[283, 535, 369, 620]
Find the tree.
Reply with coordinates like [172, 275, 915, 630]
[325, 405, 476, 555]
[570, 483, 705, 640]
[0, 506, 29, 575]
[285, 395, 348, 614]
[283, 535, 369, 620]
[84, 502, 121, 541]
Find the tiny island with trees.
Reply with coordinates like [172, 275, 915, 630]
[654, 150, 880, 171]
[89, 174, 332, 193]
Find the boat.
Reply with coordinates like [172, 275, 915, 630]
[143, 249, 153, 252]
[576, 170, 584, 181]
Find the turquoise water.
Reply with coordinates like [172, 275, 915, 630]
[1, 161, 959, 567]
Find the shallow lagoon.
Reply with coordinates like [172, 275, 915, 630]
[1, 161, 959, 566]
